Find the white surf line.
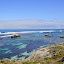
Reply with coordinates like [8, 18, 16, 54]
[19, 31, 55, 33]
[1, 35, 14, 38]
[0, 31, 55, 34]
[0, 31, 55, 38]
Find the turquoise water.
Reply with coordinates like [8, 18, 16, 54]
[0, 29, 64, 60]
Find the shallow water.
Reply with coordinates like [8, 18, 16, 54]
[0, 30, 64, 60]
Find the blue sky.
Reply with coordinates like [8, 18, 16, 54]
[0, 0, 64, 29]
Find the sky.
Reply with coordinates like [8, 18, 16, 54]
[0, 0, 64, 29]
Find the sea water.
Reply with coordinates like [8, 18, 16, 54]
[0, 29, 64, 60]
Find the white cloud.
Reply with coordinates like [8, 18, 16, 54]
[0, 20, 64, 29]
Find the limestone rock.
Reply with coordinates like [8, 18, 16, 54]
[45, 34, 51, 37]
[11, 34, 21, 38]
[60, 36, 64, 38]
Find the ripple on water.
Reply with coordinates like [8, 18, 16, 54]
[4, 50, 12, 54]
[17, 44, 27, 49]
[12, 43, 23, 46]
[0, 43, 5, 46]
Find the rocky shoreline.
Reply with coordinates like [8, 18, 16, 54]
[26, 47, 50, 61]
[26, 43, 64, 59]
[0, 43, 64, 64]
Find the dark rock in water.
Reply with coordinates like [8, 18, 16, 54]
[45, 34, 48, 36]
[60, 36, 64, 38]
[48, 35, 51, 37]
[45, 34, 51, 37]
[11, 34, 21, 38]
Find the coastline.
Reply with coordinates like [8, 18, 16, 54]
[25, 47, 50, 61]
[26, 43, 64, 61]
[0, 43, 64, 64]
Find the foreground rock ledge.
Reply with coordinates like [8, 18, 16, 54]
[26, 48, 50, 61]
[26, 43, 64, 63]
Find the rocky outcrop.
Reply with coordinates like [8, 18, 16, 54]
[26, 48, 50, 61]
[26, 43, 64, 64]
[58, 57, 64, 62]
[60, 36, 64, 38]
[45, 34, 51, 37]
[11, 34, 21, 38]
[45, 34, 48, 36]
[0, 43, 64, 64]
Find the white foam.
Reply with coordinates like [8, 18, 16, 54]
[0, 31, 54, 35]
[1, 35, 13, 38]
[0, 31, 54, 34]
[0, 31, 55, 38]
[59, 30, 63, 32]
[19, 31, 54, 33]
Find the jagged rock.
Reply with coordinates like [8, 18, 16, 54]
[60, 36, 64, 38]
[11, 34, 21, 38]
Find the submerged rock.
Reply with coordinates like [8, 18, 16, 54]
[60, 36, 64, 38]
[11, 34, 21, 38]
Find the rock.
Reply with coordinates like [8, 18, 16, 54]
[58, 57, 64, 62]
[11, 34, 21, 38]
[45, 34, 51, 37]
[48, 35, 51, 37]
[60, 36, 64, 38]
[26, 48, 50, 61]
[45, 34, 48, 36]
[15, 34, 21, 37]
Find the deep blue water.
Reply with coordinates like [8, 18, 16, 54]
[0, 29, 64, 32]
[0, 29, 64, 60]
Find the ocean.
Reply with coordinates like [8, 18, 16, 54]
[0, 29, 64, 60]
